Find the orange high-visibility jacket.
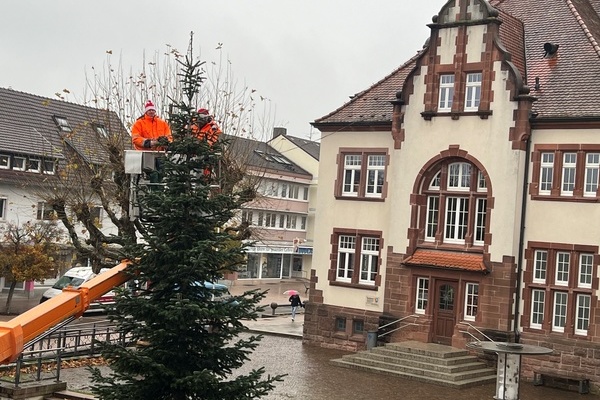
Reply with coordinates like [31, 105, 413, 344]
[193, 121, 222, 146]
[131, 115, 172, 150]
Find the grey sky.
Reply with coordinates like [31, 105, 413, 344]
[1, 1, 443, 140]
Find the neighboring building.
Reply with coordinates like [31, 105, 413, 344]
[268, 127, 320, 278]
[0, 87, 129, 289]
[226, 133, 314, 280]
[306, 0, 600, 387]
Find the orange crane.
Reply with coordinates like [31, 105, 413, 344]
[0, 261, 130, 364]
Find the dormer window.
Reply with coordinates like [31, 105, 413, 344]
[95, 124, 108, 138]
[53, 116, 72, 132]
[0, 154, 9, 169]
[43, 159, 56, 175]
[27, 159, 41, 173]
[12, 156, 25, 171]
[438, 75, 455, 111]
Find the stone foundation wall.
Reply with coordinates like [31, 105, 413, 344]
[520, 333, 600, 393]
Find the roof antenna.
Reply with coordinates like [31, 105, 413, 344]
[543, 42, 559, 58]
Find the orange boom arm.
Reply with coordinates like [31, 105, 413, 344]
[0, 261, 130, 364]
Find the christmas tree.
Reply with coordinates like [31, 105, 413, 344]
[89, 34, 284, 400]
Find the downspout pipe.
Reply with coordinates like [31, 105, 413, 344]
[514, 130, 532, 344]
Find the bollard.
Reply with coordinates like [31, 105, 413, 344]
[366, 331, 378, 350]
[270, 302, 278, 316]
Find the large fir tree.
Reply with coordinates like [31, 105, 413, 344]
[89, 35, 284, 400]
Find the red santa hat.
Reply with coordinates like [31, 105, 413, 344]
[198, 108, 209, 115]
[144, 100, 156, 113]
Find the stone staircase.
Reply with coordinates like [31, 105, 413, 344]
[331, 340, 496, 389]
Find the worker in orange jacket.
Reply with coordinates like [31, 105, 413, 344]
[131, 100, 172, 150]
[193, 108, 222, 145]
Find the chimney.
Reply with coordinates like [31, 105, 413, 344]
[273, 127, 287, 139]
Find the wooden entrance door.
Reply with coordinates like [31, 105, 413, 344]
[433, 280, 458, 345]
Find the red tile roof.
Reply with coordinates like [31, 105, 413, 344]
[314, 0, 600, 126]
[313, 51, 422, 129]
[403, 249, 488, 273]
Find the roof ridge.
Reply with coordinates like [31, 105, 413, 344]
[0, 86, 107, 112]
[566, 0, 600, 58]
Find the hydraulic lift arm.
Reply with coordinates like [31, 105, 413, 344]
[0, 261, 130, 364]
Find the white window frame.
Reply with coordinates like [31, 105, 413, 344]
[533, 250, 547, 284]
[336, 235, 355, 282]
[561, 152, 576, 196]
[477, 170, 487, 192]
[438, 74, 454, 111]
[241, 210, 253, 225]
[555, 252, 570, 286]
[429, 171, 441, 190]
[302, 186, 309, 201]
[0, 197, 6, 220]
[473, 198, 487, 246]
[0, 154, 10, 169]
[42, 159, 56, 175]
[415, 277, 429, 314]
[95, 125, 108, 138]
[342, 155, 361, 197]
[464, 283, 479, 321]
[365, 155, 385, 198]
[54, 116, 72, 132]
[540, 152, 554, 194]
[444, 197, 469, 243]
[27, 159, 41, 173]
[552, 292, 568, 333]
[575, 294, 591, 336]
[530, 289, 545, 329]
[288, 215, 297, 230]
[265, 213, 276, 228]
[359, 237, 379, 285]
[36, 202, 55, 221]
[578, 253, 593, 289]
[464, 72, 482, 111]
[425, 196, 439, 241]
[447, 162, 471, 191]
[584, 153, 600, 197]
[13, 156, 26, 171]
[300, 216, 306, 230]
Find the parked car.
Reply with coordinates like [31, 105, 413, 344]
[39, 266, 118, 312]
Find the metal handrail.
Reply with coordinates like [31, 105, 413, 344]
[458, 321, 495, 343]
[377, 314, 419, 338]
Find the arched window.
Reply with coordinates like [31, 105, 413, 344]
[421, 160, 488, 247]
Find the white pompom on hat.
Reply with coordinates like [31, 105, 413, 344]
[144, 100, 156, 112]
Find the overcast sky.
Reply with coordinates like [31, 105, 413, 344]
[1, 1, 443, 140]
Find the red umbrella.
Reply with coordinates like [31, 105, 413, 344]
[283, 289, 299, 296]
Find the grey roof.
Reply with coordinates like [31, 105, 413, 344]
[281, 135, 320, 161]
[223, 134, 312, 178]
[0, 87, 129, 163]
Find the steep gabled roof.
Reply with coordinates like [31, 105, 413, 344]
[314, 0, 600, 127]
[223, 134, 312, 178]
[490, 0, 600, 119]
[0, 88, 129, 164]
[280, 135, 320, 161]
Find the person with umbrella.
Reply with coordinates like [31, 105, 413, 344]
[287, 290, 303, 322]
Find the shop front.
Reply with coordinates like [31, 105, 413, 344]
[240, 245, 310, 280]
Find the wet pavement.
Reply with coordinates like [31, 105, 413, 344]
[0, 283, 596, 399]
[59, 334, 588, 399]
